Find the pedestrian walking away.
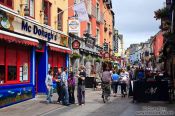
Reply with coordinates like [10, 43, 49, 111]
[112, 70, 120, 97]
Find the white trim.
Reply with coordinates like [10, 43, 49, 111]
[48, 43, 71, 51]
[0, 4, 18, 14]
[0, 30, 39, 43]
[0, 7, 68, 36]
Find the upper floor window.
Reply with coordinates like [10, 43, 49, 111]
[96, 2, 100, 20]
[44, 0, 51, 26]
[57, 8, 63, 31]
[87, 22, 91, 34]
[25, 0, 35, 17]
[96, 28, 100, 45]
[0, 0, 13, 8]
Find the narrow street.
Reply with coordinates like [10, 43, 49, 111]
[40, 90, 175, 116]
[0, 89, 175, 116]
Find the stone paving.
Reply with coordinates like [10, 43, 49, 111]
[0, 88, 175, 116]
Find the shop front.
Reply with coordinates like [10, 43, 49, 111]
[0, 31, 38, 108]
[0, 7, 71, 107]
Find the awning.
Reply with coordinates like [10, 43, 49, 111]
[0, 30, 39, 46]
[48, 43, 72, 54]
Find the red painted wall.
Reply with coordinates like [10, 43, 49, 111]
[68, 0, 104, 46]
[153, 31, 163, 57]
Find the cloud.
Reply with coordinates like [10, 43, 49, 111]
[112, 0, 164, 49]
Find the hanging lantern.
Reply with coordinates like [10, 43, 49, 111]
[24, 6, 29, 16]
[44, 15, 48, 25]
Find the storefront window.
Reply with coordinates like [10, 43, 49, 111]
[8, 66, 17, 81]
[0, 65, 5, 84]
[0, 45, 30, 84]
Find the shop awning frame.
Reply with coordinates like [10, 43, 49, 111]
[0, 30, 39, 46]
[48, 43, 72, 54]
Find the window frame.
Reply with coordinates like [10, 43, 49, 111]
[28, 0, 35, 18]
[0, 0, 13, 9]
[0, 45, 30, 85]
[96, 27, 100, 45]
[44, 0, 52, 26]
[57, 8, 63, 31]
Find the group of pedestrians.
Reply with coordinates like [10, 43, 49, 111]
[101, 63, 130, 98]
[45, 66, 87, 106]
[111, 69, 130, 97]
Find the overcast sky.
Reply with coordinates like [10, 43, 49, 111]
[112, 0, 165, 49]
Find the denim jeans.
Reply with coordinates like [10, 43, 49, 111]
[62, 85, 69, 105]
[46, 87, 53, 103]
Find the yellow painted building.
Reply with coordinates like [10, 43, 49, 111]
[0, 0, 71, 108]
[13, 0, 68, 34]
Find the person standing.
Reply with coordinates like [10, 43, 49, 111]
[77, 66, 86, 105]
[68, 72, 75, 104]
[61, 67, 70, 106]
[55, 68, 62, 103]
[45, 70, 54, 103]
[112, 71, 120, 97]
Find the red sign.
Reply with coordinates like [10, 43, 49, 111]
[72, 40, 80, 49]
[104, 52, 110, 58]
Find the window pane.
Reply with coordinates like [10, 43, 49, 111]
[0, 65, 5, 84]
[6, 0, 12, 7]
[57, 8, 63, 31]
[8, 66, 17, 81]
[7, 47, 17, 65]
[0, 0, 5, 4]
[30, 0, 34, 17]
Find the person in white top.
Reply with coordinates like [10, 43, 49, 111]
[119, 69, 129, 97]
[45, 70, 54, 103]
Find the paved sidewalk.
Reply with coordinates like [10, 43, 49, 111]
[0, 88, 96, 116]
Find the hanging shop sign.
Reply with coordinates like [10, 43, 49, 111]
[85, 37, 95, 48]
[72, 40, 80, 49]
[68, 19, 80, 35]
[0, 9, 68, 46]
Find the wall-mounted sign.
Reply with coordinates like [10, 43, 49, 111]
[72, 40, 80, 49]
[0, 9, 68, 46]
[85, 37, 95, 48]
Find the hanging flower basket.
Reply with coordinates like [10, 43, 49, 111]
[84, 55, 93, 62]
[109, 31, 112, 35]
[104, 26, 107, 32]
[70, 53, 81, 59]
[154, 7, 169, 20]
[95, 57, 102, 62]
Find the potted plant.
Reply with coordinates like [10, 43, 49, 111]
[104, 26, 107, 32]
[95, 57, 101, 62]
[70, 52, 81, 59]
[84, 55, 93, 62]
[154, 7, 169, 20]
